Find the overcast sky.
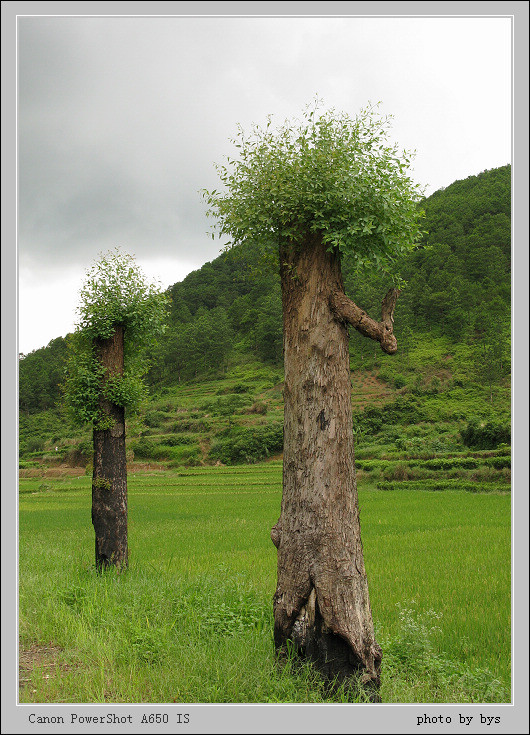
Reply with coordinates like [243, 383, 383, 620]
[17, 12, 512, 354]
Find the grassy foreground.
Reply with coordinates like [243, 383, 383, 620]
[19, 463, 510, 704]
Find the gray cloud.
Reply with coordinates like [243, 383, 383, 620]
[17, 15, 511, 351]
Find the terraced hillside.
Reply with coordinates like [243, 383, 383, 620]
[20, 329, 511, 497]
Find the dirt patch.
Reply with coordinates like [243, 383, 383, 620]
[350, 372, 392, 409]
[20, 462, 166, 478]
[19, 467, 87, 479]
[19, 643, 72, 690]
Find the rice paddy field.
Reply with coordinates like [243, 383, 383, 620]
[18, 462, 511, 704]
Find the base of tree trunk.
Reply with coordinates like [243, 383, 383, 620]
[92, 423, 128, 573]
[274, 588, 382, 702]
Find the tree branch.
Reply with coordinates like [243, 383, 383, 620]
[329, 288, 400, 354]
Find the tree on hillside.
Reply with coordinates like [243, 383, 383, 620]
[203, 101, 425, 697]
[19, 337, 69, 413]
[474, 297, 510, 403]
[157, 306, 233, 383]
[64, 249, 168, 570]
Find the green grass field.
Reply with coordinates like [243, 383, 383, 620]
[19, 463, 511, 704]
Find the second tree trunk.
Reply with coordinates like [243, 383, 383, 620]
[92, 325, 128, 571]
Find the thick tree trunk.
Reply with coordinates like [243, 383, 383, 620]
[92, 325, 128, 571]
[272, 234, 386, 697]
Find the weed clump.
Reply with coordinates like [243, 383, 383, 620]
[381, 603, 509, 702]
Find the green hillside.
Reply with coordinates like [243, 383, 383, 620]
[19, 165, 511, 485]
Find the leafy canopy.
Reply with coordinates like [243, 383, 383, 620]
[77, 248, 168, 347]
[65, 249, 169, 427]
[203, 100, 426, 281]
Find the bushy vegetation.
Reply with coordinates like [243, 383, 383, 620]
[460, 420, 511, 449]
[129, 437, 201, 465]
[353, 395, 425, 435]
[209, 423, 283, 465]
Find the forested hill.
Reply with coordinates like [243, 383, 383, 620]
[19, 164, 510, 414]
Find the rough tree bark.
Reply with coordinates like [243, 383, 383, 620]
[271, 234, 399, 698]
[92, 325, 128, 571]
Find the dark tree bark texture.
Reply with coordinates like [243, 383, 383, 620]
[92, 325, 128, 571]
[272, 234, 399, 698]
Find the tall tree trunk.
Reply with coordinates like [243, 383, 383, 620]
[92, 325, 128, 571]
[272, 234, 385, 697]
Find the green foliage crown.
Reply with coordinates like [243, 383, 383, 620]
[64, 249, 169, 427]
[203, 99, 426, 282]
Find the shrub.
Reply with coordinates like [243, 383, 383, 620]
[164, 445, 201, 466]
[460, 421, 511, 449]
[411, 375, 425, 395]
[393, 374, 408, 390]
[210, 395, 249, 417]
[144, 411, 169, 428]
[382, 462, 414, 482]
[209, 423, 283, 464]
[171, 419, 211, 433]
[245, 401, 268, 415]
[353, 396, 424, 436]
[354, 406, 382, 434]
[231, 383, 250, 394]
[487, 455, 511, 469]
[469, 467, 511, 484]
[377, 370, 392, 384]
[129, 437, 156, 459]
[429, 376, 441, 394]
[21, 437, 45, 455]
[411, 456, 478, 471]
[65, 440, 93, 466]
[216, 383, 250, 395]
